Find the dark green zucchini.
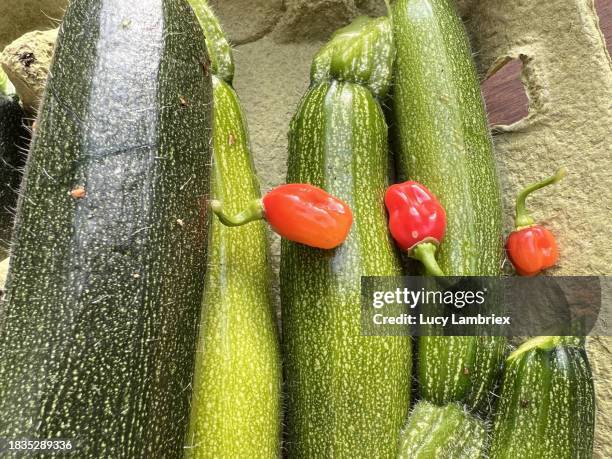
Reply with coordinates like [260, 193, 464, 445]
[0, 90, 26, 256]
[490, 336, 595, 458]
[391, 0, 505, 409]
[0, 1, 213, 457]
[398, 401, 486, 459]
[184, 3, 282, 457]
[282, 17, 410, 458]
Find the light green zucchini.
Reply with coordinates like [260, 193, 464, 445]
[391, 0, 505, 409]
[184, 3, 281, 458]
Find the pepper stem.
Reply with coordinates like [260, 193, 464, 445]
[210, 199, 264, 227]
[515, 167, 566, 228]
[410, 242, 445, 277]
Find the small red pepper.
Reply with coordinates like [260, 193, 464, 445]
[385, 181, 446, 276]
[211, 183, 353, 250]
[506, 168, 565, 276]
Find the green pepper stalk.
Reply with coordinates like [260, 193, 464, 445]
[411, 243, 445, 276]
[210, 198, 263, 227]
[514, 167, 566, 228]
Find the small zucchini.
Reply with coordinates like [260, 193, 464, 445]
[490, 336, 595, 458]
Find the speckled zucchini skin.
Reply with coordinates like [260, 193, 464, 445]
[391, 0, 505, 409]
[490, 337, 595, 458]
[0, 1, 212, 456]
[281, 80, 411, 458]
[398, 401, 486, 459]
[0, 94, 26, 255]
[184, 9, 281, 453]
[186, 76, 281, 459]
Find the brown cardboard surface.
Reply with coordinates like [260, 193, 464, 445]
[0, 0, 64, 50]
[1, 28, 57, 113]
[1, 0, 610, 454]
[459, 2, 611, 455]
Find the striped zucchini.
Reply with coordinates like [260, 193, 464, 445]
[282, 17, 411, 458]
[184, 3, 282, 458]
[490, 336, 595, 458]
[398, 401, 486, 459]
[0, 1, 212, 456]
[391, 0, 505, 409]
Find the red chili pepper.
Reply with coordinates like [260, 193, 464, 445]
[506, 168, 565, 276]
[211, 183, 352, 250]
[385, 181, 446, 276]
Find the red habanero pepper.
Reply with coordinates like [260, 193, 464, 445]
[384, 181, 446, 276]
[506, 168, 566, 276]
[211, 183, 353, 250]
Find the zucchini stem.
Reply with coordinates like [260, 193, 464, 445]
[210, 199, 264, 227]
[410, 242, 445, 277]
[515, 167, 566, 228]
[507, 335, 584, 364]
